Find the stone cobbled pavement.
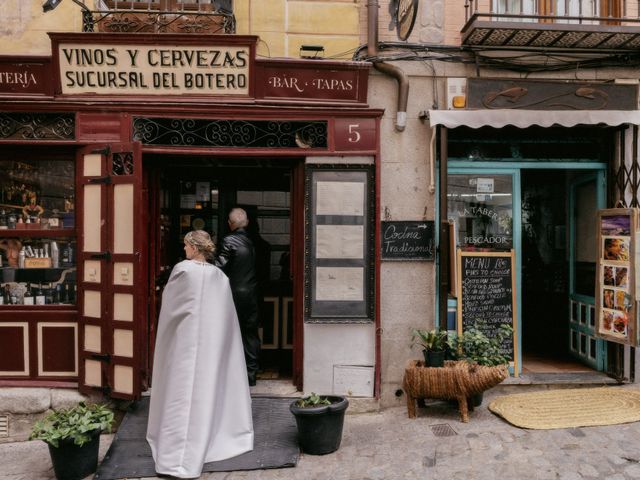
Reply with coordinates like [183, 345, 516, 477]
[4, 387, 640, 480]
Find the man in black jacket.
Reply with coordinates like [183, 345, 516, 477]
[215, 207, 260, 386]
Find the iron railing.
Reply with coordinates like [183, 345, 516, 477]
[464, 0, 639, 24]
[70, 0, 235, 33]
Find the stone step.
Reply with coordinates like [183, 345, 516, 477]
[491, 371, 621, 395]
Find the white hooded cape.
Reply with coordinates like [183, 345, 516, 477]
[146, 260, 254, 478]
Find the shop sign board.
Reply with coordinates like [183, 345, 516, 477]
[50, 33, 256, 97]
[0, 57, 51, 96]
[457, 250, 517, 371]
[595, 208, 638, 346]
[381, 221, 434, 261]
[467, 78, 638, 110]
[256, 59, 369, 104]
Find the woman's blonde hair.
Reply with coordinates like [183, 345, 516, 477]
[184, 230, 215, 261]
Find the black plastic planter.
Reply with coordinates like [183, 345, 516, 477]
[423, 349, 445, 367]
[47, 431, 100, 480]
[290, 396, 349, 455]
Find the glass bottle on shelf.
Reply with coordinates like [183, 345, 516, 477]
[23, 283, 34, 305]
[35, 283, 45, 305]
[63, 283, 70, 304]
[45, 283, 54, 305]
[53, 284, 61, 304]
[7, 212, 16, 229]
[0, 210, 7, 230]
[0, 285, 5, 305]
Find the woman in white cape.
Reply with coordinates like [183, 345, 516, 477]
[147, 230, 254, 478]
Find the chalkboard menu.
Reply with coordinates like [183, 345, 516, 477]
[457, 250, 517, 367]
[381, 221, 434, 261]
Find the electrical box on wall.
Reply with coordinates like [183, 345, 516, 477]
[333, 365, 374, 397]
[447, 78, 467, 109]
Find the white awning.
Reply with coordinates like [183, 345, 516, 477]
[427, 110, 640, 129]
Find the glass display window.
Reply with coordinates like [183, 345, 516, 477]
[0, 157, 76, 308]
[0, 159, 75, 230]
[0, 237, 77, 306]
[448, 174, 513, 252]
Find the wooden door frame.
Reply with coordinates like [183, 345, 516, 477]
[143, 155, 305, 390]
[291, 160, 305, 390]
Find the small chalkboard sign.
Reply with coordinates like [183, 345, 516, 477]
[381, 221, 434, 261]
[457, 250, 517, 371]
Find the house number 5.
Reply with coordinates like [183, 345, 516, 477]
[348, 124, 361, 143]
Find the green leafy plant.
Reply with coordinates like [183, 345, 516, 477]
[295, 392, 331, 408]
[452, 324, 513, 366]
[411, 328, 449, 352]
[30, 402, 114, 448]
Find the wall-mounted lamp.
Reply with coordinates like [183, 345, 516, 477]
[43, 0, 94, 30]
[299, 45, 324, 60]
[42, 0, 63, 12]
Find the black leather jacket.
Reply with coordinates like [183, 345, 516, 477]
[215, 228, 258, 295]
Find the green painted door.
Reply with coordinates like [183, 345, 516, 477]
[568, 172, 606, 370]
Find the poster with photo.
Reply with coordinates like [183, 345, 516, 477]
[595, 209, 638, 346]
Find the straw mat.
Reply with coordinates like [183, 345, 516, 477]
[489, 387, 640, 429]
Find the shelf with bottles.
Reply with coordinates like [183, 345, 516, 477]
[0, 278, 77, 306]
[0, 229, 75, 238]
[0, 206, 75, 232]
[0, 237, 75, 272]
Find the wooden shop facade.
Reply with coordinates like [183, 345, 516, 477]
[0, 33, 382, 400]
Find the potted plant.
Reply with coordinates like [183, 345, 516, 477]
[411, 328, 450, 367]
[452, 324, 513, 367]
[289, 392, 349, 455]
[451, 324, 513, 405]
[30, 402, 114, 480]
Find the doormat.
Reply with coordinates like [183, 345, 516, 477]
[94, 396, 299, 479]
[489, 387, 640, 430]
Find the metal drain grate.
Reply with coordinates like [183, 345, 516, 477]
[430, 423, 457, 437]
[0, 416, 8, 437]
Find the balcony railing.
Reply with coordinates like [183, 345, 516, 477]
[72, 0, 235, 34]
[462, 0, 640, 50]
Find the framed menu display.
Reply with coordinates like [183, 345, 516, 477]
[304, 166, 375, 323]
[595, 208, 638, 346]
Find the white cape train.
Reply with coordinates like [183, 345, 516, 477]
[147, 260, 254, 478]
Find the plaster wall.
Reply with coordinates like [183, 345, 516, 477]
[0, 1, 81, 55]
[368, 66, 441, 407]
[0, 1, 362, 60]
[303, 323, 376, 394]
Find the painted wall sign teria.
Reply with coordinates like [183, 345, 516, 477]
[0, 58, 50, 95]
[595, 208, 638, 346]
[50, 34, 256, 96]
[457, 250, 518, 373]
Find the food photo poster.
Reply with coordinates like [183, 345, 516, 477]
[596, 209, 637, 345]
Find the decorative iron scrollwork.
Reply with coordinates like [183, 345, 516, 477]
[0, 113, 75, 140]
[89, 10, 235, 34]
[112, 152, 134, 176]
[133, 117, 328, 149]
